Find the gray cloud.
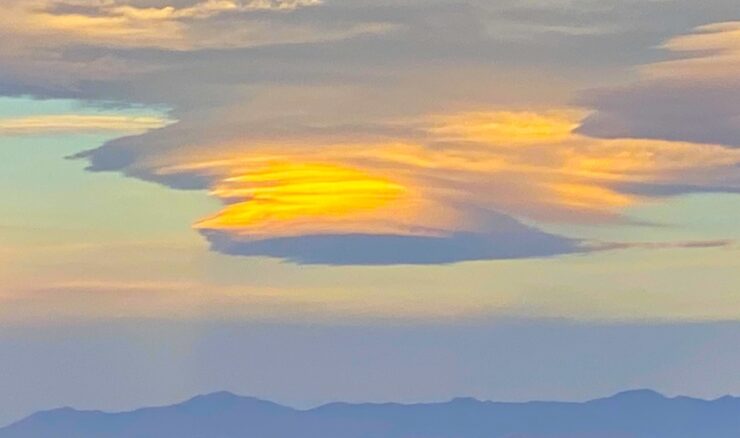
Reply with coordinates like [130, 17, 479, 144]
[201, 214, 584, 265]
[578, 82, 740, 148]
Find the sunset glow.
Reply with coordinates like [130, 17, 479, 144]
[194, 161, 412, 237]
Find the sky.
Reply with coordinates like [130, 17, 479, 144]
[1, 0, 739, 426]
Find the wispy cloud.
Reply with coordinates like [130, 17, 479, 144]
[0, 114, 169, 135]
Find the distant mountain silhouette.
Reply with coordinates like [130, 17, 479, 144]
[3, 389, 740, 437]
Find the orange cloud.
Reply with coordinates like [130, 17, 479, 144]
[0, 0, 383, 51]
[427, 110, 582, 144]
[194, 161, 415, 238]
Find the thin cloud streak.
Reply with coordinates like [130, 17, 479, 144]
[0, 114, 170, 135]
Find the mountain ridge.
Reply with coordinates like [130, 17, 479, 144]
[3, 389, 740, 438]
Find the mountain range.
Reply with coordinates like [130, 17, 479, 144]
[2, 389, 740, 437]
